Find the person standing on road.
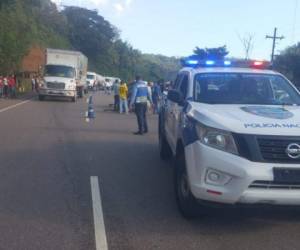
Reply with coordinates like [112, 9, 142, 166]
[119, 80, 128, 114]
[0, 76, 3, 98]
[130, 76, 153, 135]
[112, 79, 120, 111]
[147, 82, 153, 113]
[31, 76, 36, 91]
[127, 79, 136, 105]
[104, 80, 112, 95]
[8, 75, 16, 98]
[35, 75, 40, 92]
[152, 82, 162, 114]
[3, 76, 8, 98]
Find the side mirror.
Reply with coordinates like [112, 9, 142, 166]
[167, 90, 183, 105]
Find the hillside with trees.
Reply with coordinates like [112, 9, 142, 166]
[0, 0, 180, 81]
[274, 43, 300, 88]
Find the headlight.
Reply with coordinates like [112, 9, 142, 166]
[196, 124, 238, 155]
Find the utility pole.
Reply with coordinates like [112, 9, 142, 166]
[266, 27, 284, 63]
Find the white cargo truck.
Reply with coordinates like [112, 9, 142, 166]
[87, 72, 97, 89]
[39, 49, 88, 102]
[87, 72, 105, 90]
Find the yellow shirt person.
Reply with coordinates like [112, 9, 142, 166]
[119, 82, 129, 114]
[119, 82, 128, 100]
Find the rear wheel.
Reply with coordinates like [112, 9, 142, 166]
[175, 151, 200, 219]
[39, 95, 45, 101]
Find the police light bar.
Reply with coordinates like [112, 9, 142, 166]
[182, 58, 270, 69]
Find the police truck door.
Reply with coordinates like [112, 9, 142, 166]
[171, 74, 189, 144]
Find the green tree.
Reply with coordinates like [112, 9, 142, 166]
[193, 45, 229, 59]
[63, 7, 117, 61]
[0, 0, 32, 73]
[274, 43, 300, 87]
[0, 0, 69, 74]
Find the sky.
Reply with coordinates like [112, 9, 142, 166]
[52, 0, 300, 60]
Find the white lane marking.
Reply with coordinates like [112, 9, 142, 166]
[0, 100, 31, 113]
[90, 176, 108, 250]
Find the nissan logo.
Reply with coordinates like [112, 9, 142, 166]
[286, 143, 300, 159]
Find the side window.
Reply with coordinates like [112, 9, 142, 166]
[173, 74, 182, 90]
[271, 77, 292, 103]
[178, 75, 189, 99]
[195, 77, 201, 100]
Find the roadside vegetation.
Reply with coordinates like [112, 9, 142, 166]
[0, 0, 180, 82]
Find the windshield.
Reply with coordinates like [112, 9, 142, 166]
[194, 73, 300, 105]
[87, 74, 95, 80]
[44, 65, 75, 78]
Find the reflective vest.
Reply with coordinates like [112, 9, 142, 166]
[132, 81, 149, 104]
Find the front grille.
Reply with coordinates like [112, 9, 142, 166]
[249, 180, 300, 190]
[257, 138, 300, 163]
[47, 82, 65, 89]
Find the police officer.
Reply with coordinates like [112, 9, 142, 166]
[130, 76, 153, 135]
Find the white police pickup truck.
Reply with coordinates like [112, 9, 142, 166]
[159, 59, 300, 218]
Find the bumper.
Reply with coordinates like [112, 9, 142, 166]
[185, 141, 300, 206]
[39, 88, 76, 97]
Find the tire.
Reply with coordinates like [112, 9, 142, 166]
[159, 117, 172, 160]
[71, 95, 76, 102]
[174, 151, 199, 219]
[39, 95, 45, 101]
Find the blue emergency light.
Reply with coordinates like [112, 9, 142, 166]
[186, 60, 199, 65]
[224, 60, 232, 66]
[205, 60, 216, 66]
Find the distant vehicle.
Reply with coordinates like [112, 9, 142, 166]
[87, 72, 105, 90]
[87, 72, 97, 89]
[39, 49, 88, 102]
[97, 75, 105, 90]
[96, 74, 105, 90]
[159, 58, 300, 218]
[104, 77, 121, 88]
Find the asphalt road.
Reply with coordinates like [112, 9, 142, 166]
[1, 92, 300, 250]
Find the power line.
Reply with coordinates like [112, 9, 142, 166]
[266, 27, 284, 63]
